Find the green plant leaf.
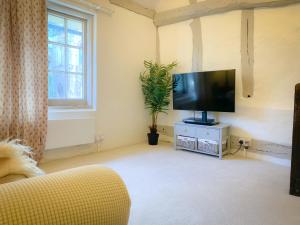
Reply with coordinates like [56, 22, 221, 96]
[140, 60, 177, 129]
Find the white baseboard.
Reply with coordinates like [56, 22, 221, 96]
[159, 134, 174, 143]
[162, 134, 291, 167]
[42, 143, 98, 163]
[241, 150, 291, 167]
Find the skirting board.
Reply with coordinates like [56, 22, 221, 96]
[42, 142, 147, 163]
[160, 136, 291, 167]
[159, 130, 292, 167]
[239, 150, 291, 167]
[159, 134, 174, 143]
[230, 135, 292, 158]
[42, 143, 98, 163]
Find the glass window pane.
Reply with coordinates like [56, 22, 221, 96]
[48, 72, 67, 99]
[67, 47, 83, 73]
[48, 14, 65, 43]
[67, 75, 83, 99]
[48, 44, 65, 71]
[47, 11, 87, 104]
[67, 19, 83, 47]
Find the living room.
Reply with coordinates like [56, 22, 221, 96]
[0, 0, 300, 225]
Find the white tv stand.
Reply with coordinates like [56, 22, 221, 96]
[174, 122, 230, 159]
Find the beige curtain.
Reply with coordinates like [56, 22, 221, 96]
[0, 0, 48, 162]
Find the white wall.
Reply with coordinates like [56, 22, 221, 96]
[46, 0, 156, 151]
[158, 4, 300, 146]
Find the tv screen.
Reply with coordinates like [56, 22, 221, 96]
[172, 70, 235, 112]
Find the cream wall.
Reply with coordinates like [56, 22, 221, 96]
[46, 0, 156, 151]
[158, 4, 300, 146]
[96, 2, 156, 150]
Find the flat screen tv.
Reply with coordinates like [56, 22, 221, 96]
[173, 70, 235, 114]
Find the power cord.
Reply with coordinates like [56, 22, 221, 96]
[229, 140, 244, 155]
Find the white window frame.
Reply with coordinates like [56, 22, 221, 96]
[47, 2, 95, 109]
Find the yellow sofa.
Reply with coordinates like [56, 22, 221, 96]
[0, 165, 131, 225]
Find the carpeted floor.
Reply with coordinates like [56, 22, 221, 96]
[41, 143, 300, 225]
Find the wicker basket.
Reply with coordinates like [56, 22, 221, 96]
[176, 135, 197, 150]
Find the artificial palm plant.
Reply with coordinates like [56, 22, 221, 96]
[140, 60, 177, 145]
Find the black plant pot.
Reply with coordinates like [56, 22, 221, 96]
[147, 133, 159, 145]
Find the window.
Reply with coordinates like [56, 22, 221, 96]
[47, 4, 94, 108]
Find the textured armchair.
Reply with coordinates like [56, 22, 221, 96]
[0, 165, 131, 225]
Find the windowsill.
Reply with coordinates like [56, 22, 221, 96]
[48, 107, 96, 120]
[49, 106, 95, 112]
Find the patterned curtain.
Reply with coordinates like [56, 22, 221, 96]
[0, 0, 48, 162]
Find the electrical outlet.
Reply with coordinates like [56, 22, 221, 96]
[238, 137, 251, 149]
[157, 125, 173, 137]
[95, 134, 104, 143]
[239, 138, 245, 145]
[244, 140, 251, 149]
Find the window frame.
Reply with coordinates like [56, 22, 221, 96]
[47, 2, 95, 109]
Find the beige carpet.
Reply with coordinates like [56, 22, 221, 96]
[41, 143, 300, 225]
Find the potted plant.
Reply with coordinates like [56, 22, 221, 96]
[140, 60, 177, 145]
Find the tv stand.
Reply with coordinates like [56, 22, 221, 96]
[183, 111, 218, 126]
[174, 122, 230, 159]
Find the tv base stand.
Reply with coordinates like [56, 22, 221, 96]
[183, 118, 219, 126]
[183, 111, 218, 126]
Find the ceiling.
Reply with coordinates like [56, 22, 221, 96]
[131, 0, 193, 12]
[132, 0, 161, 10]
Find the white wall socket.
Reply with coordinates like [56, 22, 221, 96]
[95, 134, 104, 143]
[157, 125, 173, 137]
[239, 137, 252, 148]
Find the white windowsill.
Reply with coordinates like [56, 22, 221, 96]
[48, 107, 95, 112]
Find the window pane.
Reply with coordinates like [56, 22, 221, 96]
[67, 75, 83, 99]
[47, 9, 88, 106]
[48, 72, 67, 99]
[67, 19, 83, 47]
[48, 14, 65, 43]
[67, 47, 83, 73]
[48, 44, 65, 71]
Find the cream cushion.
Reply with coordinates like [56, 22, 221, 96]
[0, 165, 131, 225]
